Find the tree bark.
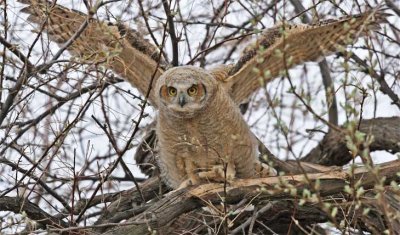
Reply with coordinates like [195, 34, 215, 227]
[303, 117, 400, 166]
[99, 159, 400, 235]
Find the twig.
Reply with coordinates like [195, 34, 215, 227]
[0, 35, 35, 71]
[36, 7, 92, 73]
[0, 157, 71, 212]
[385, 0, 400, 17]
[0, 196, 68, 229]
[91, 114, 146, 203]
[186, 33, 254, 65]
[137, 0, 161, 49]
[74, 19, 169, 224]
[0, 91, 96, 198]
[289, 0, 339, 126]
[230, 203, 273, 234]
[162, 0, 179, 66]
[347, 53, 400, 109]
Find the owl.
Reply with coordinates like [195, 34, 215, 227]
[19, 0, 386, 189]
[155, 66, 273, 189]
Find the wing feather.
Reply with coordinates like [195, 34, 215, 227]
[226, 9, 388, 104]
[19, 0, 167, 106]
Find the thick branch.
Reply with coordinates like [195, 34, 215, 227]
[0, 196, 67, 229]
[101, 159, 400, 234]
[302, 116, 400, 165]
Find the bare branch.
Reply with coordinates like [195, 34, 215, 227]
[162, 0, 179, 66]
[290, 0, 339, 126]
[303, 117, 400, 165]
[0, 196, 68, 229]
[102, 159, 400, 234]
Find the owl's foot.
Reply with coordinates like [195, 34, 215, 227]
[255, 162, 277, 177]
[198, 164, 236, 183]
[176, 170, 203, 189]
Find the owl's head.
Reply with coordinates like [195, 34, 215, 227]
[156, 66, 218, 118]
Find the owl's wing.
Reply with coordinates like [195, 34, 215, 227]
[18, 0, 167, 106]
[224, 9, 388, 104]
[134, 122, 159, 177]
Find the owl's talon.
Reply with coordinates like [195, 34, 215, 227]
[255, 162, 277, 177]
[197, 164, 236, 183]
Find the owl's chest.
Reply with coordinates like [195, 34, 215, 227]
[160, 115, 240, 158]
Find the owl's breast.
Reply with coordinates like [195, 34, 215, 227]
[156, 91, 259, 188]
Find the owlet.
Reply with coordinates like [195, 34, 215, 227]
[155, 66, 271, 189]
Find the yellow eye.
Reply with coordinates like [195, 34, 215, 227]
[167, 87, 177, 96]
[187, 86, 198, 96]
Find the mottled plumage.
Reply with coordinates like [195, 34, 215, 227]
[18, 0, 386, 107]
[227, 9, 388, 103]
[155, 66, 265, 188]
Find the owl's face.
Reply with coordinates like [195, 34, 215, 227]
[156, 66, 217, 118]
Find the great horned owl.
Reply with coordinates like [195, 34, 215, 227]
[155, 66, 269, 189]
[18, 0, 387, 189]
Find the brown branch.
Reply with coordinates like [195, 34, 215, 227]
[93, 177, 166, 233]
[0, 78, 119, 129]
[196, 1, 230, 67]
[162, 0, 179, 66]
[91, 114, 145, 203]
[100, 159, 400, 234]
[0, 35, 35, 71]
[0, 196, 68, 229]
[0, 91, 97, 198]
[0, 157, 71, 213]
[74, 17, 169, 224]
[137, 0, 162, 50]
[302, 116, 400, 165]
[385, 0, 400, 17]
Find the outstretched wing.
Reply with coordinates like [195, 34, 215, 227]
[225, 9, 388, 104]
[18, 0, 167, 106]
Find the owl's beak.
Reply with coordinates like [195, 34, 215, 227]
[178, 93, 186, 107]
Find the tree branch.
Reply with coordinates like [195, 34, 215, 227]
[0, 196, 68, 229]
[100, 159, 400, 234]
[162, 0, 179, 66]
[302, 116, 400, 165]
[289, 0, 338, 126]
